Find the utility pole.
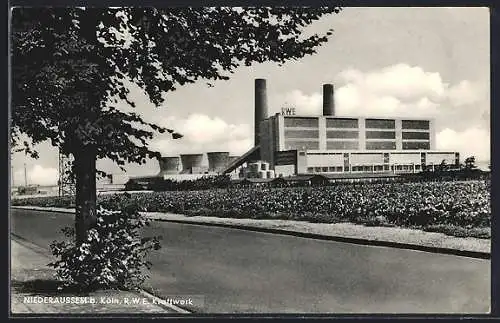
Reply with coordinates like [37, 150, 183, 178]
[58, 149, 75, 197]
[24, 163, 28, 187]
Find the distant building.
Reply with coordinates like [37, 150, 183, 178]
[223, 79, 459, 177]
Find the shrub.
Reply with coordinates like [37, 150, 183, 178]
[48, 198, 161, 292]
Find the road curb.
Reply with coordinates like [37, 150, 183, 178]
[10, 232, 191, 314]
[11, 206, 490, 260]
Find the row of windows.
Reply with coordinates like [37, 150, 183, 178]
[366, 131, 396, 139]
[365, 141, 396, 150]
[307, 166, 344, 173]
[403, 142, 430, 149]
[402, 132, 430, 140]
[305, 164, 426, 173]
[402, 120, 429, 130]
[284, 129, 319, 138]
[284, 117, 319, 128]
[365, 119, 395, 129]
[326, 130, 359, 139]
[284, 141, 431, 151]
[285, 140, 319, 150]
[326, 141, 359, 150]
[284, 130, 429, 140]
[326, 118, 358, 128]
[351, 165, 389, 172]
[283, 118, 430, 130]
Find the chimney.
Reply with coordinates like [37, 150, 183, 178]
[255, 78, 268, 146]
[322, 84, 335, 116]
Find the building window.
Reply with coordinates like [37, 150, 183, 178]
[285, 129, 320, 138]
[326, 118, 358, 128]
[307, 167, 314, 173]
[326, 130, 359, 139]
[402, 120, 429, 130]
[365, 119, 396, 129]
[285, 140, 320, 150]
[327, 141, 359, 150]
[384, 165, 390, 171]
[336, 166, 343, 172]
[383, 153, 390, 163]
[322, 167, 328, 172]
[284, 117, 319, 128]
[366, 131, 396, 139]
[314, 167, 321, 172]
[403, 141, 430, 150]
[328, 167, 336, 172]
[366, 141, 396, 150]
[261, 164, 266, 171]
[402, 131, 430, 140]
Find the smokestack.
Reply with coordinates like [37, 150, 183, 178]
[255, 78, 268, 146]
[323, 84, 335, 116]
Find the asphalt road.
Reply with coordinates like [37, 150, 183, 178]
[11, 208, 490, 314]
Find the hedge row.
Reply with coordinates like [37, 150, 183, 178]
[12, 180, 491, 239]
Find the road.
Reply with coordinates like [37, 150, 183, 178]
[11, 208, 490, 314]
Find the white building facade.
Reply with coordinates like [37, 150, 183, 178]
[260, 114, 459, 177]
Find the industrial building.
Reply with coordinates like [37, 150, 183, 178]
[223, 79, 459, 178]
[152, 152, 239, 181]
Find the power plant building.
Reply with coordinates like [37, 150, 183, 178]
[223, 79, 459, 177]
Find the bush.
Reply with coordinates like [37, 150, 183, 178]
[48, 199, 162, 292]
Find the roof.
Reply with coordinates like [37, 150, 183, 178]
[247, 178, 274, 183]
[230, 178, 273, 184]
[277, 174, 327, 182]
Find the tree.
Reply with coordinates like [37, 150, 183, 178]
[11, 7, 342, 244]
[464, 156, 477, 171]
[438, 159, 447, 172]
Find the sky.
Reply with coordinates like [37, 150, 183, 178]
[11, 7, 490, 186]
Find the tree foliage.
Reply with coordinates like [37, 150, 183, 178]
[464, 156, 477, 170]
[11, 7, 342, 166]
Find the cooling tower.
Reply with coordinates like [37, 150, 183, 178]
[180, 154, 203, 174]
[157, 156, 180, 175]
[207, 152, 230, 173]
[323, 84, 335, 116]
[255, 78, 269, 146]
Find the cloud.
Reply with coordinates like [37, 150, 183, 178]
[447, 80, 484, 107]
[437, 127, 490, 162]
[150, 114, 252, 157]
[13, 165, 59, 186]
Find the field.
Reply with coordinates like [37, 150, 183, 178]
[11, 180, 491, 239]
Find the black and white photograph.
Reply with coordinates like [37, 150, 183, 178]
[9, 5, 491, 315]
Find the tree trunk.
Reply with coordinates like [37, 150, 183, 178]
[74, 146, 97, 245]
